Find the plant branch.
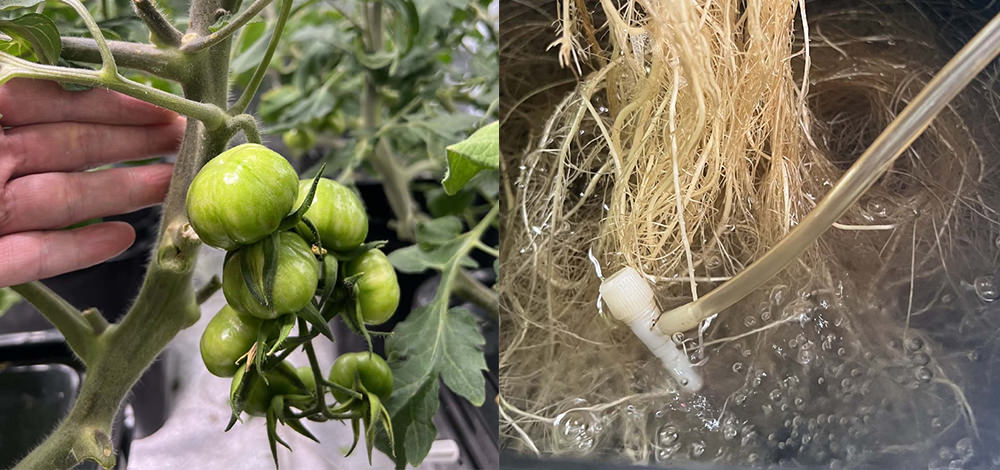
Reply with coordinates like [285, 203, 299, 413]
[11, 282, 97, 363]
[0, 52, 226, 128]
[62, 0, 117, 77]
[133, 0, 183, 47]
[181, 0, 275, 53]
[229, 0, 291, 115]
[195, 275, 222, 304]
[454, 270, 498, 319]
[226, 113, 262, 144]
[59, 36, 188, 81]
[361, 1, 416, 240]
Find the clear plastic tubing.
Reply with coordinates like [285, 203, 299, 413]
[653, 11, 1000, 335]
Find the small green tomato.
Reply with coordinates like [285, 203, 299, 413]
[294, 178, 368, 252]
[282, 128, 316, 152]
[328, 352, 393, 406]
[222, 231, 320, 319]
[199, 304, 260, 378]
[231, 361, 300, 417]
[345, 249, 399, 325]
[186, 144, 299, 250]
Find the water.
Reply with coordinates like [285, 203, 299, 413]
[545, 260, 1000, 469]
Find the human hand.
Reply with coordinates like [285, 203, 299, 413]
[0, 79, 186, 287]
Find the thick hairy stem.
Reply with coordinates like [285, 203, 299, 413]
[133, 0, 183, 47]
[15, 30, 234, 470]
[59, 37, 188, 81]
[10, 282, 97, 363]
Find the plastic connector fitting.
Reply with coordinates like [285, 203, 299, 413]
[600, 267, 703, 392]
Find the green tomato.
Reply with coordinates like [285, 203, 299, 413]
[282, 128, 316, 152]
[223, 231, 320, 319]
[328, 352, 393, 405]
[200, 304, 261, 377]
[231, 361, 299, 417]
[345, 249, 399, 325]
[186, 143, 299, 250]
[295, 366, 317, 392]
[294, 178, 368, 252]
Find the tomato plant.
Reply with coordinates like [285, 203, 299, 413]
[0, 0, 497, 469]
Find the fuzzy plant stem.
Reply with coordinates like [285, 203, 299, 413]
[14, 7, 235, 468]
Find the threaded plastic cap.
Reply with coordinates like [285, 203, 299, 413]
[600, 267, 657, 323]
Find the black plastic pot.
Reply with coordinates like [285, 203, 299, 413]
[0, 330, 134, 470]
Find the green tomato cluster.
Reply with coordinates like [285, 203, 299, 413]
[190, 144, 401, 380]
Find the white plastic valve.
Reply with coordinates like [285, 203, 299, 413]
[600, 267, 703, 392]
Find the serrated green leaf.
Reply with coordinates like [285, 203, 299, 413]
[0, 13, 61, 65]
[384, 304, 486, 465]
[387, 238, 466, 274]
[442, 121, 498, 195]
[415, 216, 463, 249]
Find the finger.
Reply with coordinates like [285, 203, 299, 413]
[0, 78, 179, 126]
[2, 118, 185, 179]
[0, 222, 135, 287]
[0, 164, 173, 235]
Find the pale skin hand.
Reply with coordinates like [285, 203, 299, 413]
[0, 78, 186, 287]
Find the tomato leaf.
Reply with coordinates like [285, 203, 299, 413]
[381, 303, 486, 465]
[0, 13, 62, 65]
[441, 121, 499, 195]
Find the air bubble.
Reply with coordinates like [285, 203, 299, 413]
[973, 275, 999, 302]
[656, 424, 679, 445]
[690, 440, 706, 457]
[796, 348, 815, 365]
[915, 367, 933, 382]
[553, 409, 603, 453]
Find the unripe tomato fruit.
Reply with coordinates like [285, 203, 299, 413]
[223, 231, 320, 319]
[328, 352, 393, 405]
[282, 128, 315, 152]
[231, 361, 300, 416]
[186, 144, 299, 250]
[200, 304, 261, 377]
[296, 366, 316, 392]
[345, 249, 399, 325]
[294, 178, 368, 252]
